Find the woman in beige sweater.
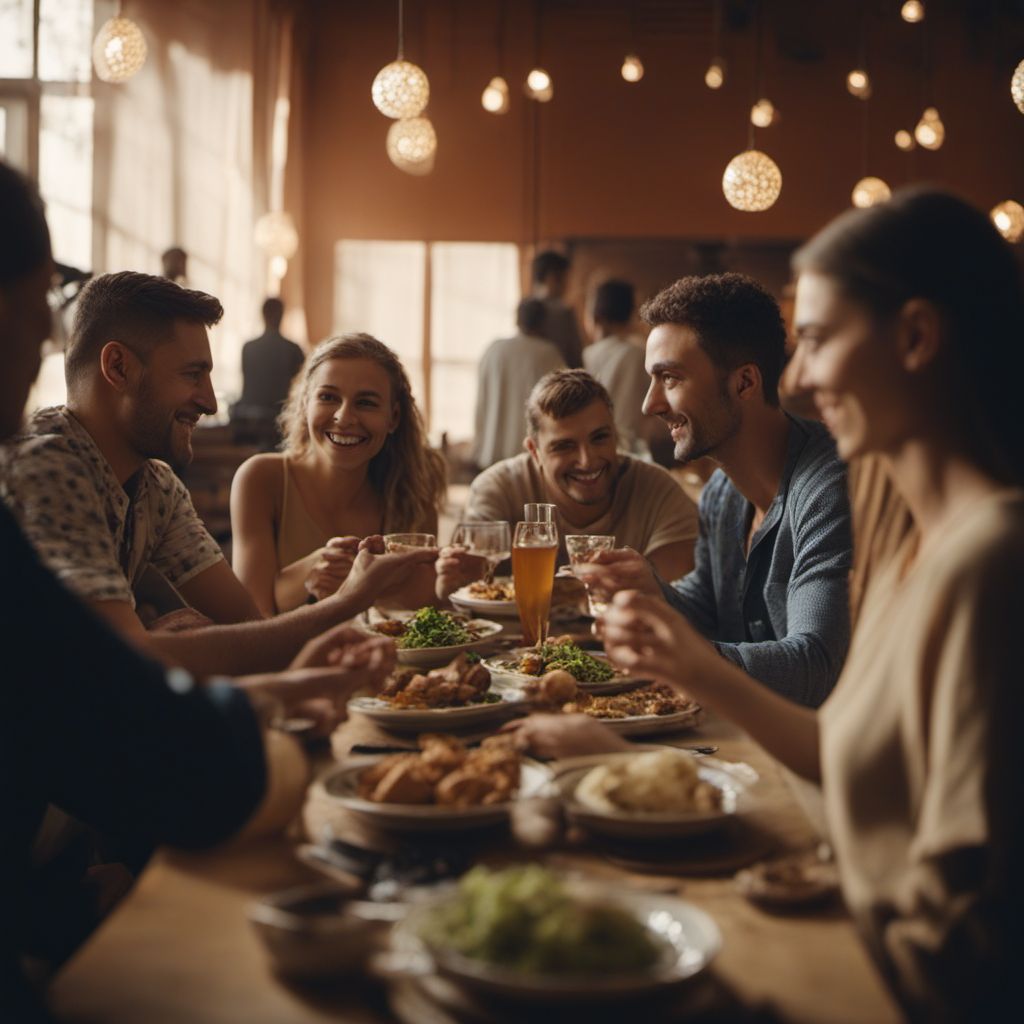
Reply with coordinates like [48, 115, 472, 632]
[532, 190, 1024, 1020]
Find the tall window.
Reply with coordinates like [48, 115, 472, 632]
[2, 0, 99, 411]
[0, 0, 96, 271]
[333, 240, 520, 445]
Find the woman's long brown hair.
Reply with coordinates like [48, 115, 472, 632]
[278, 333, 446, 532]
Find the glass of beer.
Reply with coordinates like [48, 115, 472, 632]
[524, 503, 556, 523]
[565, 534, 616, 616]
[512, 520, 558, 646]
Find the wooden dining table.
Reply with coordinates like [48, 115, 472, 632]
[48, 704, 901, 1024]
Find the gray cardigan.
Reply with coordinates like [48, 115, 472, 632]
[661, 417, 852, 707]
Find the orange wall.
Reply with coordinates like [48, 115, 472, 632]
[299, 0, 1024, 340]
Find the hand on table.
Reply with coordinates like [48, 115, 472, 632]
[304, 536, 360, 601]
[434, 546, 488, 601]
[500, 713, 630, 760]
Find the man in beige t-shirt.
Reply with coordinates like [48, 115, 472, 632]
[437, 370, 698, 595]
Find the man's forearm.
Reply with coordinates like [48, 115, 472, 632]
[147, 592, 366, 675]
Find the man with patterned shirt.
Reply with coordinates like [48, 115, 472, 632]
[1, 271, 437, 676]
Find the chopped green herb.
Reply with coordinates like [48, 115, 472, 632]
[397, 607, 473, 649]
[534, 640, 615, 682]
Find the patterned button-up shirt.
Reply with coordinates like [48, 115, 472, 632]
[0, 406, 223, 607]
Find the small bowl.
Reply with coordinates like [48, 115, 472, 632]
[734, 852, 839, 910]
[247, 883, 399, 979]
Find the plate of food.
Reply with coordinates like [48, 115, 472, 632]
[556, 748, 758, 840]
[391, 864, 721, 1001]
[483, 637, 647, 695]
[494, 668, 703, 737]
[320, 735, 549, 832]
[365, 607, 503, 668]
[347, 654, 527, 733]
[450, 577, 587, 622]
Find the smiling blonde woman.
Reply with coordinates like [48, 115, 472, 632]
[230, 334, 446, 614]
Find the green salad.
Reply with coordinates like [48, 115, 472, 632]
[397, 607, 473, 649]
[530, 640, 615, 682]
[420, 865, 660, 974]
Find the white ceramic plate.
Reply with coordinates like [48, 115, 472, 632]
[364, 610, 504, 668]
[392, 886, 722, 1001]
[557, 755, 759, 840]
[489, 679, 704, 737]
[450, 579, 585, 624]
[319, 758, 550, 832]
[347, 686, 527, 734]
[483, 648, 648, 695]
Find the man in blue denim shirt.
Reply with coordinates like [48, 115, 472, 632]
[582, 273, 851, 707]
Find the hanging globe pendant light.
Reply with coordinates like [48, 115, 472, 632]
[92, 15, 147, 83]
[722, 150, 782, 212]
[851, 177, 891, 208]
[1011, 59, 1024, 114]
[372, 60, 429, 119]
[481, 76, 510, 114]
[386, 117, 437, 175]
[991, 200, 1024, 243]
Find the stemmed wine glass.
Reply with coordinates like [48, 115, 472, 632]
[450, 521, 512, 584]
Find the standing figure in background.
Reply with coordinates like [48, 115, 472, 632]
[583, 279, 655, 456]
[231, 333, 447, 615]
[160, 246, 188, 286]
[531, 249, 584, 369]
[472, 297, 565, 470]
[232, 297, 305, 449]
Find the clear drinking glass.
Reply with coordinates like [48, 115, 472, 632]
[450, 521, 512, 583]
[383, 532, 436, 552]
[524, 502, 557, 524]
[565, 534, 616, 616]
[512, 520, 558, 646]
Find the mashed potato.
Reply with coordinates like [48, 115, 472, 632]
[576, 749, 721, 814]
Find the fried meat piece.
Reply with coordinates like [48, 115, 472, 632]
[366, 759, 436, 804]
[373, 618, 407, 638]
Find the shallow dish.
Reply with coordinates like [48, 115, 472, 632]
[483, 648, 647, 695]
[450, 579, 585, 623]
[391, 887, 721, 1001]
[347, 685, 526, 734]
[364, 609, 504, 668]
[319, 758, 550, 832]
[556, 755, 759, 840]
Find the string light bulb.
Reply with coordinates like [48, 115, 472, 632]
[621, 54, 644, 83]
[750, 98, 778, 128]
[372, 60, 429, 119]
[1011, 59, 1024, 114]
[901, 1, 924, 23]
[851, 177, 891, 208]
[991, 200, 1024, 243]
[481, 76, 510, 114]
[92, 16, 147, 83]
[386, 116, 437, 175]
[846, 69, 872, 99]
[914, 106, 945, 150]
[525, 67, 553, 102]
[254, 211, 299, 260]
[894, 129, 916, 151]
[722, 150, 782, 212]
[705, 59, 726, 89]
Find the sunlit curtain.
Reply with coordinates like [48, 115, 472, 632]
[91, 0, 300, 404]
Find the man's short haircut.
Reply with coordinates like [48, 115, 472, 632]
[640, 272, 786, 406]
[65, 271, 223, 387]
[592, 279, 634, 326]
[262, 296, 284, 326]
[516, 297, 546, 335]
[531, 249, 570, 284]
[526, 369, 613, 435]
[0, 161, 51, 284]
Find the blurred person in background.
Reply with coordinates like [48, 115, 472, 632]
[583, 279, 656, 456]
[530, 248, 584, 369]
[472, 297, 565, 470]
